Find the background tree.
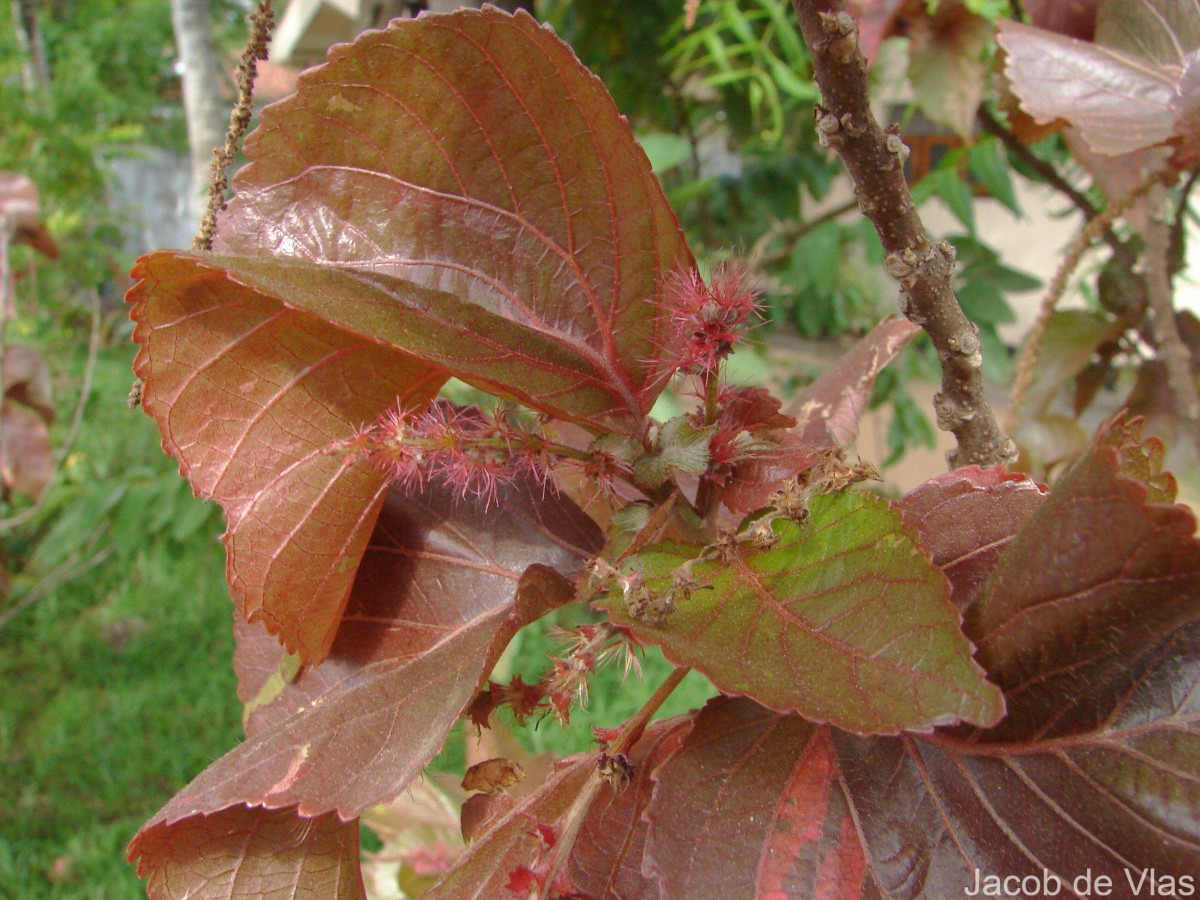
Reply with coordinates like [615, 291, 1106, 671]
[170, 0, 227, 225]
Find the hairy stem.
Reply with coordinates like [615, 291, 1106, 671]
[1006, 170, 1163, 433]
[1143, 198, 1200, 440]
[790, 0, 1014, 467]
[192, 0, 274, 252]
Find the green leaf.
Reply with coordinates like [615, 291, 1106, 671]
[790, 221, 841, 297]
[598, 491, 1005, 734]
[956, 280, 1017, 326]
[929, 168, 976, 233]
[638, 132, 693, 174]
[764, 54, 818, 100]
[967, 136, 1021, 214]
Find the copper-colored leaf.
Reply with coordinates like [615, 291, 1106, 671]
[130, 6, 691, 663]
[898, 466, 1047, 611]
[132, 475, 600, 882]
[0, 171, 58, 259]
[848, 0, 906, 61]
[233, 473, 601, 734]
[600, 490, 1004, 734]
[1, 344, 55, 498]
[0, 400, 51, 498]
[567, 717, 690, 898]
[724, 317, 916, 515]
[201, 6, 691, 435]
[428, 759, 595, 898]
[906, 4, 995, 137]
[130, 253, 448, 663]
[645, 699, 868, 897]
[1173, 53, 1200, 164]
[789, 316, 919, 449]
[1025, 0, 1098, 40]
[848, 1, 992, 134]
[462, 758, 525, 796]
[429, 716, 693, 898]
[645, 689, 1200, 897]
[1096, 0, 1200, 70]
[999, 0, 1200, 157]
[720, 436, 821, 515]
[968, 416, 1200, 741]
[3, 344, 54, 423]
[132, 805, 364, 899]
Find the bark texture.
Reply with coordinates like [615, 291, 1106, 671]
[792, 0, 1015, 468]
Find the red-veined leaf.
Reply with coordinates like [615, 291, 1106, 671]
[722, 317, 918, 515]
[789, 316, 919, 450]
[427, 716, 693, 898]
[142, 251, 650, 435]
[998, 20, 1176, 155]
[1095, 0, 1200, 70]
[999, 0, 1200, 157]
[898, 466, 1047, 611]
[203, 6, 691, 434]
[645, 698, 868, 898]
[133, 806, 364, 900]
[600, 490, 1004, 734]
[427, 758, 595, 899]
[645, 687, 1200, 897]
[566, 717, 687, 898]
[130, 253, 447, 663]
[130, 475, 601, 887]
[967, 415, 1200, 741]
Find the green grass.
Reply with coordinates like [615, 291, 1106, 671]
[0, 338, 241, 898]
[0, 331, 720, 897]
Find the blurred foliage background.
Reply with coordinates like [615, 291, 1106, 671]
[2, 0, 1196, 895]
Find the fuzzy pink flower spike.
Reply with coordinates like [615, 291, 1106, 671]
[661, 260, 763, 376]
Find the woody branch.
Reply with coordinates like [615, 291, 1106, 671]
[791, 0, 1015, 468]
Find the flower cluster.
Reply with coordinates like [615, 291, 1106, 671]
[660, 261, 763, 377]
[698, 384, 798, 485]
[466, 623, 638, 730]
[351, 400, 549, 506]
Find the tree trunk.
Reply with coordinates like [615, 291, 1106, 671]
[170, 0, 227, 226]
[11, 0, 51, 97]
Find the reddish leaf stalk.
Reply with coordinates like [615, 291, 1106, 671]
[976, 106, 1140, 277]
[540, 666, 690, 896]
[1143, 201, 1200, 442]
[790, 0, 1015, 468]
[1006, 169, 1163, 433]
